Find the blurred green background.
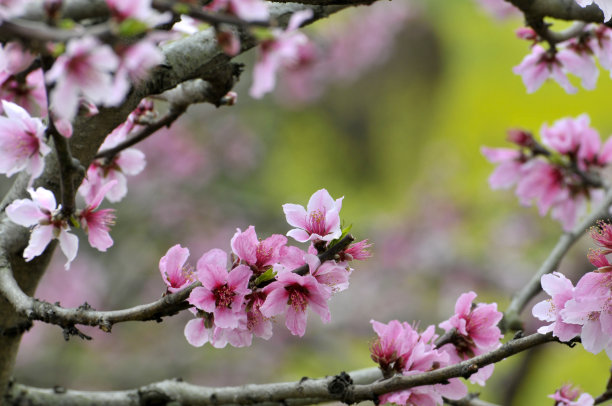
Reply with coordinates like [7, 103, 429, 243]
[11, 0, 612, 404]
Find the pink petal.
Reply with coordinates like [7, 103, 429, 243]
[184, 319, 211, 347]
[116, 148, 146, 175]
[23, 225, 54, 261]
[283, 203, 307, 228]
[6, 199, 45, 226]
[230, 226, 258, 264]
[285, 305, 307, 336]
[58, 230, 79, 270]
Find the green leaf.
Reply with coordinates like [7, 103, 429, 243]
[251, 27, 274, 42]
[50, 42, 66, 58]
[328, 223, 352, 248]
[58, 19, 76, 30]
[254, 268, 276, 286]
[118, 18, 149, 37]
[70, 216, 80, 228]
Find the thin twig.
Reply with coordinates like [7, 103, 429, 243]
[503, 187, 612, 331]
[94, 105, 187, 161]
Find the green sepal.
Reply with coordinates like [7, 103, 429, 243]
[118, 18, 149, 37]
[251, 27, 274, 42]
[58, 19, 76, 30]
[254, 268, 276, 286]
[70, 216, 80, 228]
[328, 223, 352, 248]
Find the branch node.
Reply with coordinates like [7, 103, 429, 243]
[328, 371, 355, 404]
[53, 385, 66, 394]
[62, 325, 92, 341]
[460, 363, 479, 380]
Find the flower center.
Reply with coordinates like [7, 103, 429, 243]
[214, 284, 235, 308]
[287, 285, 309, 312]
[307, 209, 326, 235]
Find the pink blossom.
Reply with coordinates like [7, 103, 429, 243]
[515, 160, 567, 216]
[188, 249, 252, 329]
[369, 319, 417, 372]
[216, 30, 241, 56]
[341, 239, 373, 261]
[513, 45, 577, 94]
[246, 292, 273, 340]
[5, 187, 78, 269]
[260, 271, 331, 336]
[587, 248, 612, 269]
[373, 323, 468, 406]
[589, 220, 612, 250]
[205, 0, 268, 21]
[106, 0, 170, 25]
[438, 292, 502, 385]
[475, 0, 520, 19]
[439, 291, 503, 350]
[590, 25, 612, 73]
[230, 226, 287, 273]
[78, 121, 146, 203]
[46, 36, 119, 121]
[0, 100, 49, 184]
[305, 254, 350, 293]
[556, 41, 599, 90]
[0, 69, 47, 117]
[575, 0, 612, 22]
[541, 114, 597, 156]
[480, 147, 524, 189]
[106, 40, 164, 106]
[0, 0, 27, 20]
[549, 384, 595, 406]
[532, 272, 582, 341]
[283, 188, 343, 243]
[159, 244, 193, 293]
[561, 271, 612, 357]
[250, 10, 313, 98]
[77, 180, 117, 252]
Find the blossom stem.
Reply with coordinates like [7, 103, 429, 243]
[94, 105, 187, 162]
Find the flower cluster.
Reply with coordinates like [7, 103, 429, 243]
[514, 24, 612, 94]
[533, 221, 612, 358]
[482, 114, 611, 230]
[369, 293, 502, 405]
[164, 189, 370, 348]
[5, 185, 116, 269]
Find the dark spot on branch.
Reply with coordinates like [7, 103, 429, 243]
[460, 364, 479, 380]
[299, 376, 309, 384]
[53, 385, 66, 394]
[138, 389, 172, 406]
[328, 371, 354, 404]
[62, 325, 92, 341]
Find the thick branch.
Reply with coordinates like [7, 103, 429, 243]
[503, 187, 612, 331]
[4, 333, 555, 405]
[509, 0, 606, 22]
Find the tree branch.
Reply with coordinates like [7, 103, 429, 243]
[503, 187, 612, 331]
[3, 333, 555, 405]
[0, 234, 356, 331]
[509, 0, 606, 22]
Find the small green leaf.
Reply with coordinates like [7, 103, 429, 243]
[251, 27, 274, 42]
[50, 42, 66, 58]
[118, 18, 149, 37]
[58, 19, 76, 30]
[70, 216, 80, 228]
[254, 268, 276, 286]
[328, 223, 352, 248]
